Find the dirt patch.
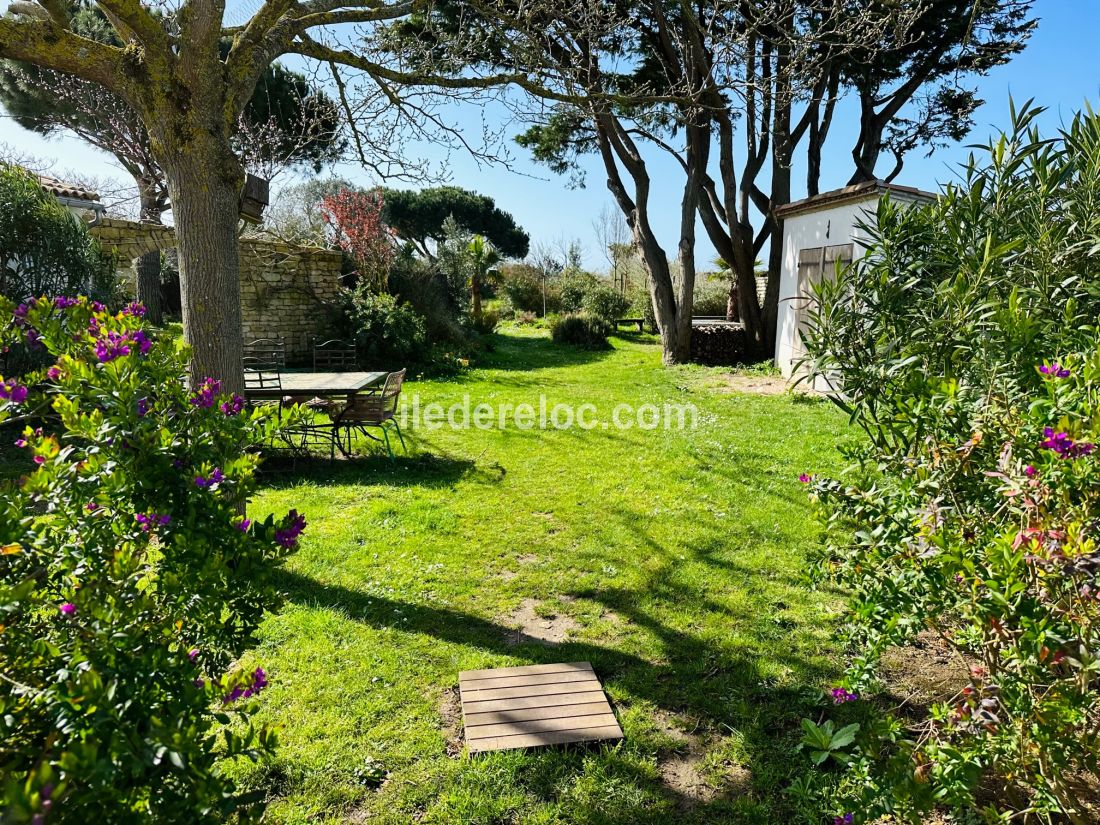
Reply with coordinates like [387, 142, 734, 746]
[654, 713, 711, 805]
[498, 569, 519, 582]
[502, 598, 578, 646]
[709, 374, 795, 396]
[661, 751, 716, 807]
[880, 630, 972, 711]
[515, 553, 539, 566]
[651, 711, 753, 809]
[438, 687, 464, 757]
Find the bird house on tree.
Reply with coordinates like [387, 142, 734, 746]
[239, 174, 269, 224]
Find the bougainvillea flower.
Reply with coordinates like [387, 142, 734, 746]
[274, 510, 307, 549]
[135, 512, 171, 532]
[59, 603, 76, 615]
[1040, 427, 1095, 458]
[220, 393, 246, 416]
[189, 377, 223, 408]
[1038, 363, 1070, 378]
[0, 378, 28, 403]
[194, 468, 225, 489]
[798, 473, 812, 483]
[830, 687, 858, 704]
[223, 666, 269, 704]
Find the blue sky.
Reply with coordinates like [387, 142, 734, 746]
[2, 0, 1098, 270]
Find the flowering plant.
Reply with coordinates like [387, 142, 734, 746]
[321, 187, 394, 291]
[0, 296, 304, 822]
[798, 105, 1100, 822]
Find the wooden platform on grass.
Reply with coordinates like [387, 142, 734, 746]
[459, 661, 623, 753]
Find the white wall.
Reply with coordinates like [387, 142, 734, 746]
[775, 198, 879, 383]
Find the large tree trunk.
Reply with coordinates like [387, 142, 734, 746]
[135, 250, 162, 325]
[592, 111, 689, 365]
[160, 139, 245, 393]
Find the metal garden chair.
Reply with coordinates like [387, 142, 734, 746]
[331, 368, 407, 460]
[243, 337, 286, 367]
[312, 338, 358, 371]
[243, 356, 333, 457]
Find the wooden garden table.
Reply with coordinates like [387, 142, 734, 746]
[244, 370, 387, 401]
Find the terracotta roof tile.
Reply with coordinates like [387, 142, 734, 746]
[35, 174, 101, 203]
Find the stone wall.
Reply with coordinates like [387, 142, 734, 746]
[89, 218, 343, 362]
[238, 238, 343, 360]
[89, 217, 176, 259]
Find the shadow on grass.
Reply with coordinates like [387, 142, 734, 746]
[276, 561, 835, 823]
[257, 452, 482, 489]
[476, 332, 615, 372]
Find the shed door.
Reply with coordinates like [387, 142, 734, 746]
[793, 243, 853, 360]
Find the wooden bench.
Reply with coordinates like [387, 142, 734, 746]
[614, 317, 645, 332]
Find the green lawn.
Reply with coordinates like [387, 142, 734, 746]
[235, 327, 853, 824]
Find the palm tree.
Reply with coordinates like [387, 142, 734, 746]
[466, 234, 501, 323]
[714, 256, 737, 321]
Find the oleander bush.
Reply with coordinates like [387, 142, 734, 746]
[550, 312, 612, 349]
[799, 103, 1100, 822]
[0, 296, 306, 823]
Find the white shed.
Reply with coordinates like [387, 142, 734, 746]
[773, 180, 935, 384]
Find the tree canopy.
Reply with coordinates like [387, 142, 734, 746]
[381, 186, 529, 260]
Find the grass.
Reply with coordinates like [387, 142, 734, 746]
[231, 326, 855, 824]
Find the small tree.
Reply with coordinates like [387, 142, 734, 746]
[320, 188, 394, 292]
[465, 234, 500, 323]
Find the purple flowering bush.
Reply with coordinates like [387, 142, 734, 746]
[798, 105, 1100, 822]
[0, 296, 306, 822]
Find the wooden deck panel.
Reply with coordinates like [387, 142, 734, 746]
[459, 661, 623, 754]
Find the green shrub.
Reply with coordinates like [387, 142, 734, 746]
[469, 308, 499, 335]
[0, 166, 115, 305]
[550, 312, 612, 349]
[799, 103, 1100, 822]
[500, 263, 560, 315]
[329, 285, 428, 367]
[692, 277, 730, 316]
[581, 284, 630, 324]
[0, 295, 304, 822]
[558, 270, 600, 313]
[388, 254, 466, 345]
[513, 310, 538, 326]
